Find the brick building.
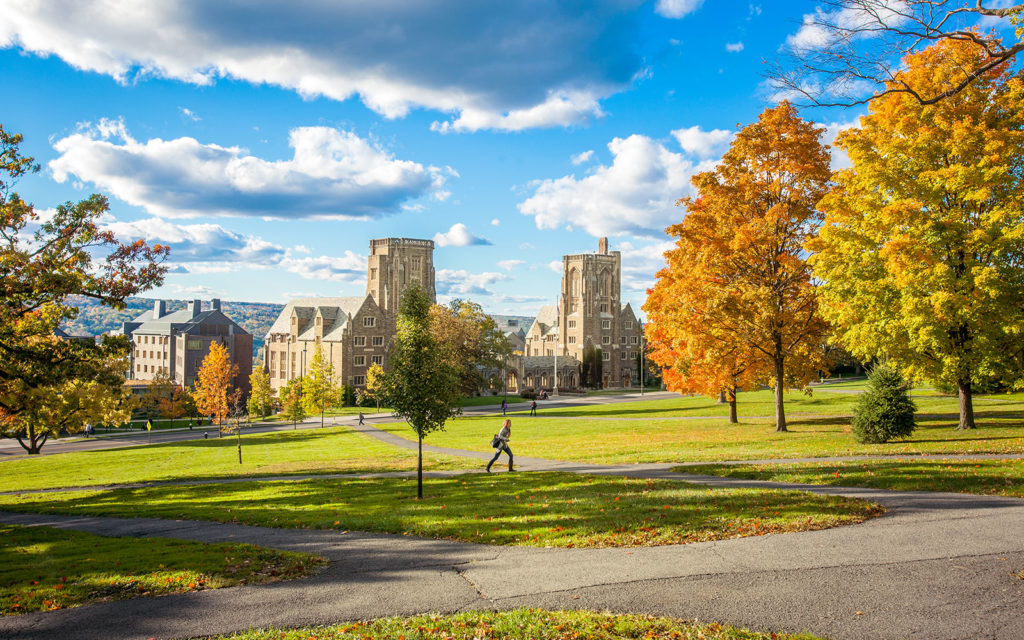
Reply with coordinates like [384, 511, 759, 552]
[119, 299, 253, 397]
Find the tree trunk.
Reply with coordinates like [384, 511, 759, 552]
[957, 378, 976, 430]
[417, 433, 424, 499]
[321, 409, 325, 429]
[237, 429, 242, 464]
[728, 387, 738, 424]
[774, 355, 787, 432]
[716, 390, 726, 404]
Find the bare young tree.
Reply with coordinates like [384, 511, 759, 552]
[769, 1, 1023, 107]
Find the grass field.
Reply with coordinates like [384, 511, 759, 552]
[376, 389, 1024, 463]
[0, 426, 476, 492]
[0, 524, 324, 615]
[209, 609, 824, 640]
[677, 458, 1024, 498]
[0, 472, 882, 548]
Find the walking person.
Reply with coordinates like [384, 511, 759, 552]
[358, 412, 365, 426]
[501, 399, 507, 416]
[487, 419, 514, 472]
[530, 399, 537, 416]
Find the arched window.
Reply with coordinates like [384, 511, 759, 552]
[570, 268, 580, 297]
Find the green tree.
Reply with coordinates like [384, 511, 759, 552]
[302, 343, 337, 427]
[810, 38, 1024, 430]
[0, 126, 168, 453]
[430, 299, 510, 395]
[380, 285, 462, 499]
[851, 365, 917, 444]
[247, 367, 274, 419]
[364, 362, 386, 411]
[281, 378, 306, 429]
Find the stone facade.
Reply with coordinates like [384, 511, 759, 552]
[120, 299, 253, 397]
[264, 238, 435, 393]
[523, 238, 641, 388]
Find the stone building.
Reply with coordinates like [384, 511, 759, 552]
[120, 299, 253, 397]
[523, 237, 641, 389]
[264, 238, 435, 393]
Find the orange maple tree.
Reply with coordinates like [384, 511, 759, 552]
[644, 102, 831, 431]
[192, 342, 240, 429]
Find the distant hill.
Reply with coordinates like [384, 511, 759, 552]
[62, 296, 284, 360]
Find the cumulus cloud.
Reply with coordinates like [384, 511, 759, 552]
[822, 117, 862, 170]
[615, 239, 675, 298]
[548, 260, 563, 273]
[179, 107, 200, 121]
[498, 259, 525, 271]
[279, 251, 367, 283]
[433, 222, 491, 247]
[491, 218, 500, 226]
[725, 41, 744, 53]
[170, 284, 225, 297]
[671, 125, 733, 157]
[786, 2, 907, 53]
[655, 0, 705, 19]
[571, 150, 595, 165]
[50, 120, 444, 219]
[435, 269, 507, 296]
[1, 1, 651, 132]
[519, 134, 710, 237]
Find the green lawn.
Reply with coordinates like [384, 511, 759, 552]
[0, 472, 882, 548]
[460, 395, 528, 407]
[676, 458, 1024, 498]
[0, 524, 324, 615]
[209, 609, 824, 640]
[375, 391, 1024, 463]
[0, 426, 475, 492]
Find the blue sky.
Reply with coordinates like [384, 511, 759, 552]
[2, 1, 865, 316]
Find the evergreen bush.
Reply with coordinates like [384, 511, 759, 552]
[851, 365, 917, 443]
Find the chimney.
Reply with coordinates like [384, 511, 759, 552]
[188, 299, 202, 318]
[599, 237, 609, 255]
[211, 298, 221, 311]
[153, 300, 166, 319]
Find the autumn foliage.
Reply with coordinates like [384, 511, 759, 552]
[192, 342, 240, 428]
[811, 37, 1024, 430]
[644, 103, 831, 431]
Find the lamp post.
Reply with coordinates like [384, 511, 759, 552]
[639, 318, 645, 396]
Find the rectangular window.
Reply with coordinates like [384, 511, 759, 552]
[143, 364, 148, 373]
[630, 336, 639, 344]
[568, 320, 576, 328]
[620, 351, 627, 359]
[602, 336, 611, 345]
[568, 336, 577, 344]
[602, 351, 610, 361]
[354, 355, 365, 366]
[600, 303, 609, 313]
[625, 321, 633, 329]
[370, 268, 377, 280]
[620, 336, 627, 344]
[354, 336, 366, 346]
[602, 320, 611, 329]
[136, 364, 141, 372]
[371, 355, 383, 365]
[372, 336, 383, 346]
[353, 375, 366, 386]
[187, 339, 201, 350]
[363, 317, 375, 327]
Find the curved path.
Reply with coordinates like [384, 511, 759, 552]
[2, 420, 1024, 639]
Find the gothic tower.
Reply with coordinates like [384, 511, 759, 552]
[365, 238, 436, 325]
[558, 236, 623, 384]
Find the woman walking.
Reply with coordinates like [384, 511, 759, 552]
[487, 419, 514, 472]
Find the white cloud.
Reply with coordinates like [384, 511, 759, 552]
[435, 269, 507, 297]
[490, 218, 500, 226]
[571, 150, 595, 165]
[822, 117, 862, 170]
[548, 260, 563, 273]
[498, 259, 525, 271]
[170, 284, 225, 297]
[433, 222, 491, 247]
[1, 1, 649, 132]
[616, 239, 675, 299]
[101, 217, 287, 264]
[671, 125, 733, 157]
[50, 120, 444, 219]
[279, 251, 367, 283]
[655, 0, 705, 19]
[519, 134, 708, 237]
[179, 107, 200, 121]
[786, 2, 908, 53]
[725, 42, 744, 53]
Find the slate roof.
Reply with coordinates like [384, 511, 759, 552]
[522, 354, 580, 369]
[125, 306, 248, 337]
[266, 296, 368, 340]
[528, 305, 559, 338]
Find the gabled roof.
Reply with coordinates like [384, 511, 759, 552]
[528, 305, 559, 338]
[266, 296, 369, 339]
[128, 308, 248, 337]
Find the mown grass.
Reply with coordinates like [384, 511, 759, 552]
[0, 426, 475, 492]
[376, 392, 1024, 463]
[0, 524, 324, 615]
[207, 609, 823, 640]
[0, 472, 882, 548]
[676, 459, 1024, 498]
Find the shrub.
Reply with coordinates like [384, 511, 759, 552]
[519, 388, 537, 400]
[851, 365, 917, 443]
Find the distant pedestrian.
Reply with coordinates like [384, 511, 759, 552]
[530, 400, 537, 416]
[487, 419, 514, 472]
[501, 399, 507, 415]
[358, 412, 365, 426]
[203, 431, 208, 439]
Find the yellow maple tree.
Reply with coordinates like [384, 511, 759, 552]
[192, 342, 239, 429]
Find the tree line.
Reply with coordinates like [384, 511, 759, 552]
[644, 37, 1024, 433]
